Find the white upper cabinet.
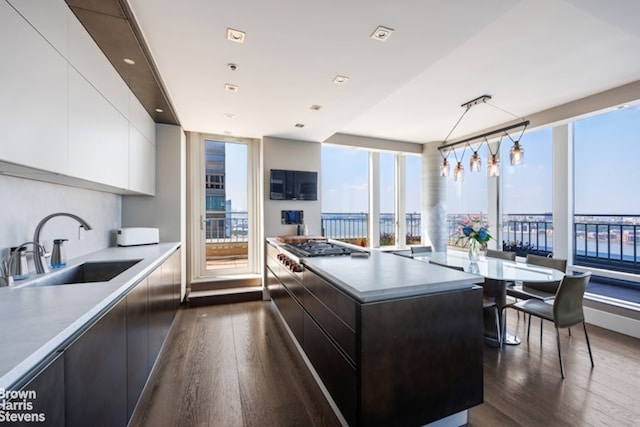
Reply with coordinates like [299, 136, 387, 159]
[68, 69, 129, 189]
[67, 11, 131, 119]
[6, 0, 69, 57]
[0, 0, 157, 195]
[128, 125, 156, 195]
[0, 1, 68, 174]
[129, 95, 156, 143]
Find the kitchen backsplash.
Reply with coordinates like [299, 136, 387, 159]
[0, 175, 121, 263]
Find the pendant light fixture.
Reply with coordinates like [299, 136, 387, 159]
[507, 124, 527, 166]
[509, 140, 524, 166]
[452, 144, 467, 182]
[487, 135, 503, 177]
[440, 158, 449, 177]
[469, 140, 483, 172]
[438, 95, 529, 179]
[454, 161, 464, 181]
[488, 154, 500, 177]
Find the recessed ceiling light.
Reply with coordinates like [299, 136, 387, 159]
[295, 123, 305, 128]
[226, 28, 246, 44]
[310, 105, 322, 111]
[123, 58, 136, 65]
[333, 75, 349, 85]
[155, 108, 164, 113]
[223, 113, 235, 119]
[370, 25, 394, 41]
[225, 83, 239, 93]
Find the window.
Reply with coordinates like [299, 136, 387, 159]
[321, 145, 369, 245]
[446, 144, 489, 245]
[405, 155, 422, 245]
[574, 106, 640, 274]
[321, 146, 421, 248]
[500, 128, 553, 255]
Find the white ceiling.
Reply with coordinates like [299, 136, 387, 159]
[127, 0, 640, 144]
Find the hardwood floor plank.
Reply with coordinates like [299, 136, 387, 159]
[132, 301, 640, 427]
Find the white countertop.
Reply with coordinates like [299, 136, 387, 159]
[0, 242, 180, 390]
[300, 249, 484, 303]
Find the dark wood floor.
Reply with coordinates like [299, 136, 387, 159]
[131, 301, 640, 427]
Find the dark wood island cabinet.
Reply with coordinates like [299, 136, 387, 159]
[266, 240, 484, 427]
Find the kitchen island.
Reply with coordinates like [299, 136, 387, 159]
[0, 242, 181, 425]
[266, 239, 485, 427]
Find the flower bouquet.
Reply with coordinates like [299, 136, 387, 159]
[456, 215, 493, 261]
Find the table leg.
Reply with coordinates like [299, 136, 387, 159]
[500, 308, 520, 345]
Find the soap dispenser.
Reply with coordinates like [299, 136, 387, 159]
[51, 239, 68, 269]
[8, 246, 29, 279]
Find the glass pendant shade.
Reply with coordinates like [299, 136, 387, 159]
[488, 154, 500, 177]
[441, 158, 449, 177]
[510, 141, 524, 165]
[454, 162, 464, 182]
[470, 151, 481, 172]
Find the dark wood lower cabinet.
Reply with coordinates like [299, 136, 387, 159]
[126, 277, 150, 419]
[64, 298, 128, 427]
[4, 248, 181, 427]
[2, 352, 65, 427]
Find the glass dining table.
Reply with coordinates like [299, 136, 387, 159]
[411, 250, 566, 345]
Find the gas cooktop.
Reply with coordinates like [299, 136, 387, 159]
[284, 241, 365, 258]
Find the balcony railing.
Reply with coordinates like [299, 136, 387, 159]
[574, 214, 640, 274]
[448, 213, 640, 274]
[205, 211, 248, 243]
[321, 213, 422, 246]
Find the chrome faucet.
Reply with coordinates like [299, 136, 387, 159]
[33, 213, 92, 274]
[1, 241, 46, 287]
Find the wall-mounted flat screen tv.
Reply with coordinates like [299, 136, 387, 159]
[270, 169, 318, 200]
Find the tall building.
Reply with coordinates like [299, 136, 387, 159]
[205, 141, 226, 239]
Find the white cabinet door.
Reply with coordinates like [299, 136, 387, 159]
[128, 125, 156, 195]
[68, 69, 129, 189]
[67, 10, 130, 119]
[0, 1, 68, 174]
[6, 0, 69, 57]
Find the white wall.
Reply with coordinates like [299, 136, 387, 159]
[122, 124, 185, 243]
[263, 137, 321, 238]
[0, 175, 120, 265]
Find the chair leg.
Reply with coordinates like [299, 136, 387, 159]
[583, 321, 594, 368]
[556, 327, 565, 379]
[540, 317, 543, 341]
[495, 307, 502, 349]
[568, 327, 572, 337]
[526, 314, 531, 341]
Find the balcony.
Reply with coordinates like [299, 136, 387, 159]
[321, 213, 422, 247]
[205, 211, 248, 270]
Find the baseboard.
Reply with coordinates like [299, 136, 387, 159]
[585, 306, 640, 339]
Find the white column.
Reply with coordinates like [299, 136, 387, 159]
[396, 155, 407, 248]
[487, 141, 501, 250]
[422, 143, 447, 251]
[552, 123, 573, 260]
[369, 152, 380, 248]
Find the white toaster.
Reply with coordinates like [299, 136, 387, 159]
[117, 227, 160, 246]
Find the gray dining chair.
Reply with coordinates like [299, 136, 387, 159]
[511, 272, 594, 378]
[507, 254, 567, 332]
[485, 249, 516, 261]
[440, 264, 501, 348]
[410, 245, 432, 255]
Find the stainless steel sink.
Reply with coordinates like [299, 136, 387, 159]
[17, 259, 142, 288]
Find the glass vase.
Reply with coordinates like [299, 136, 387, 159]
[468, 240, 481, 262]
